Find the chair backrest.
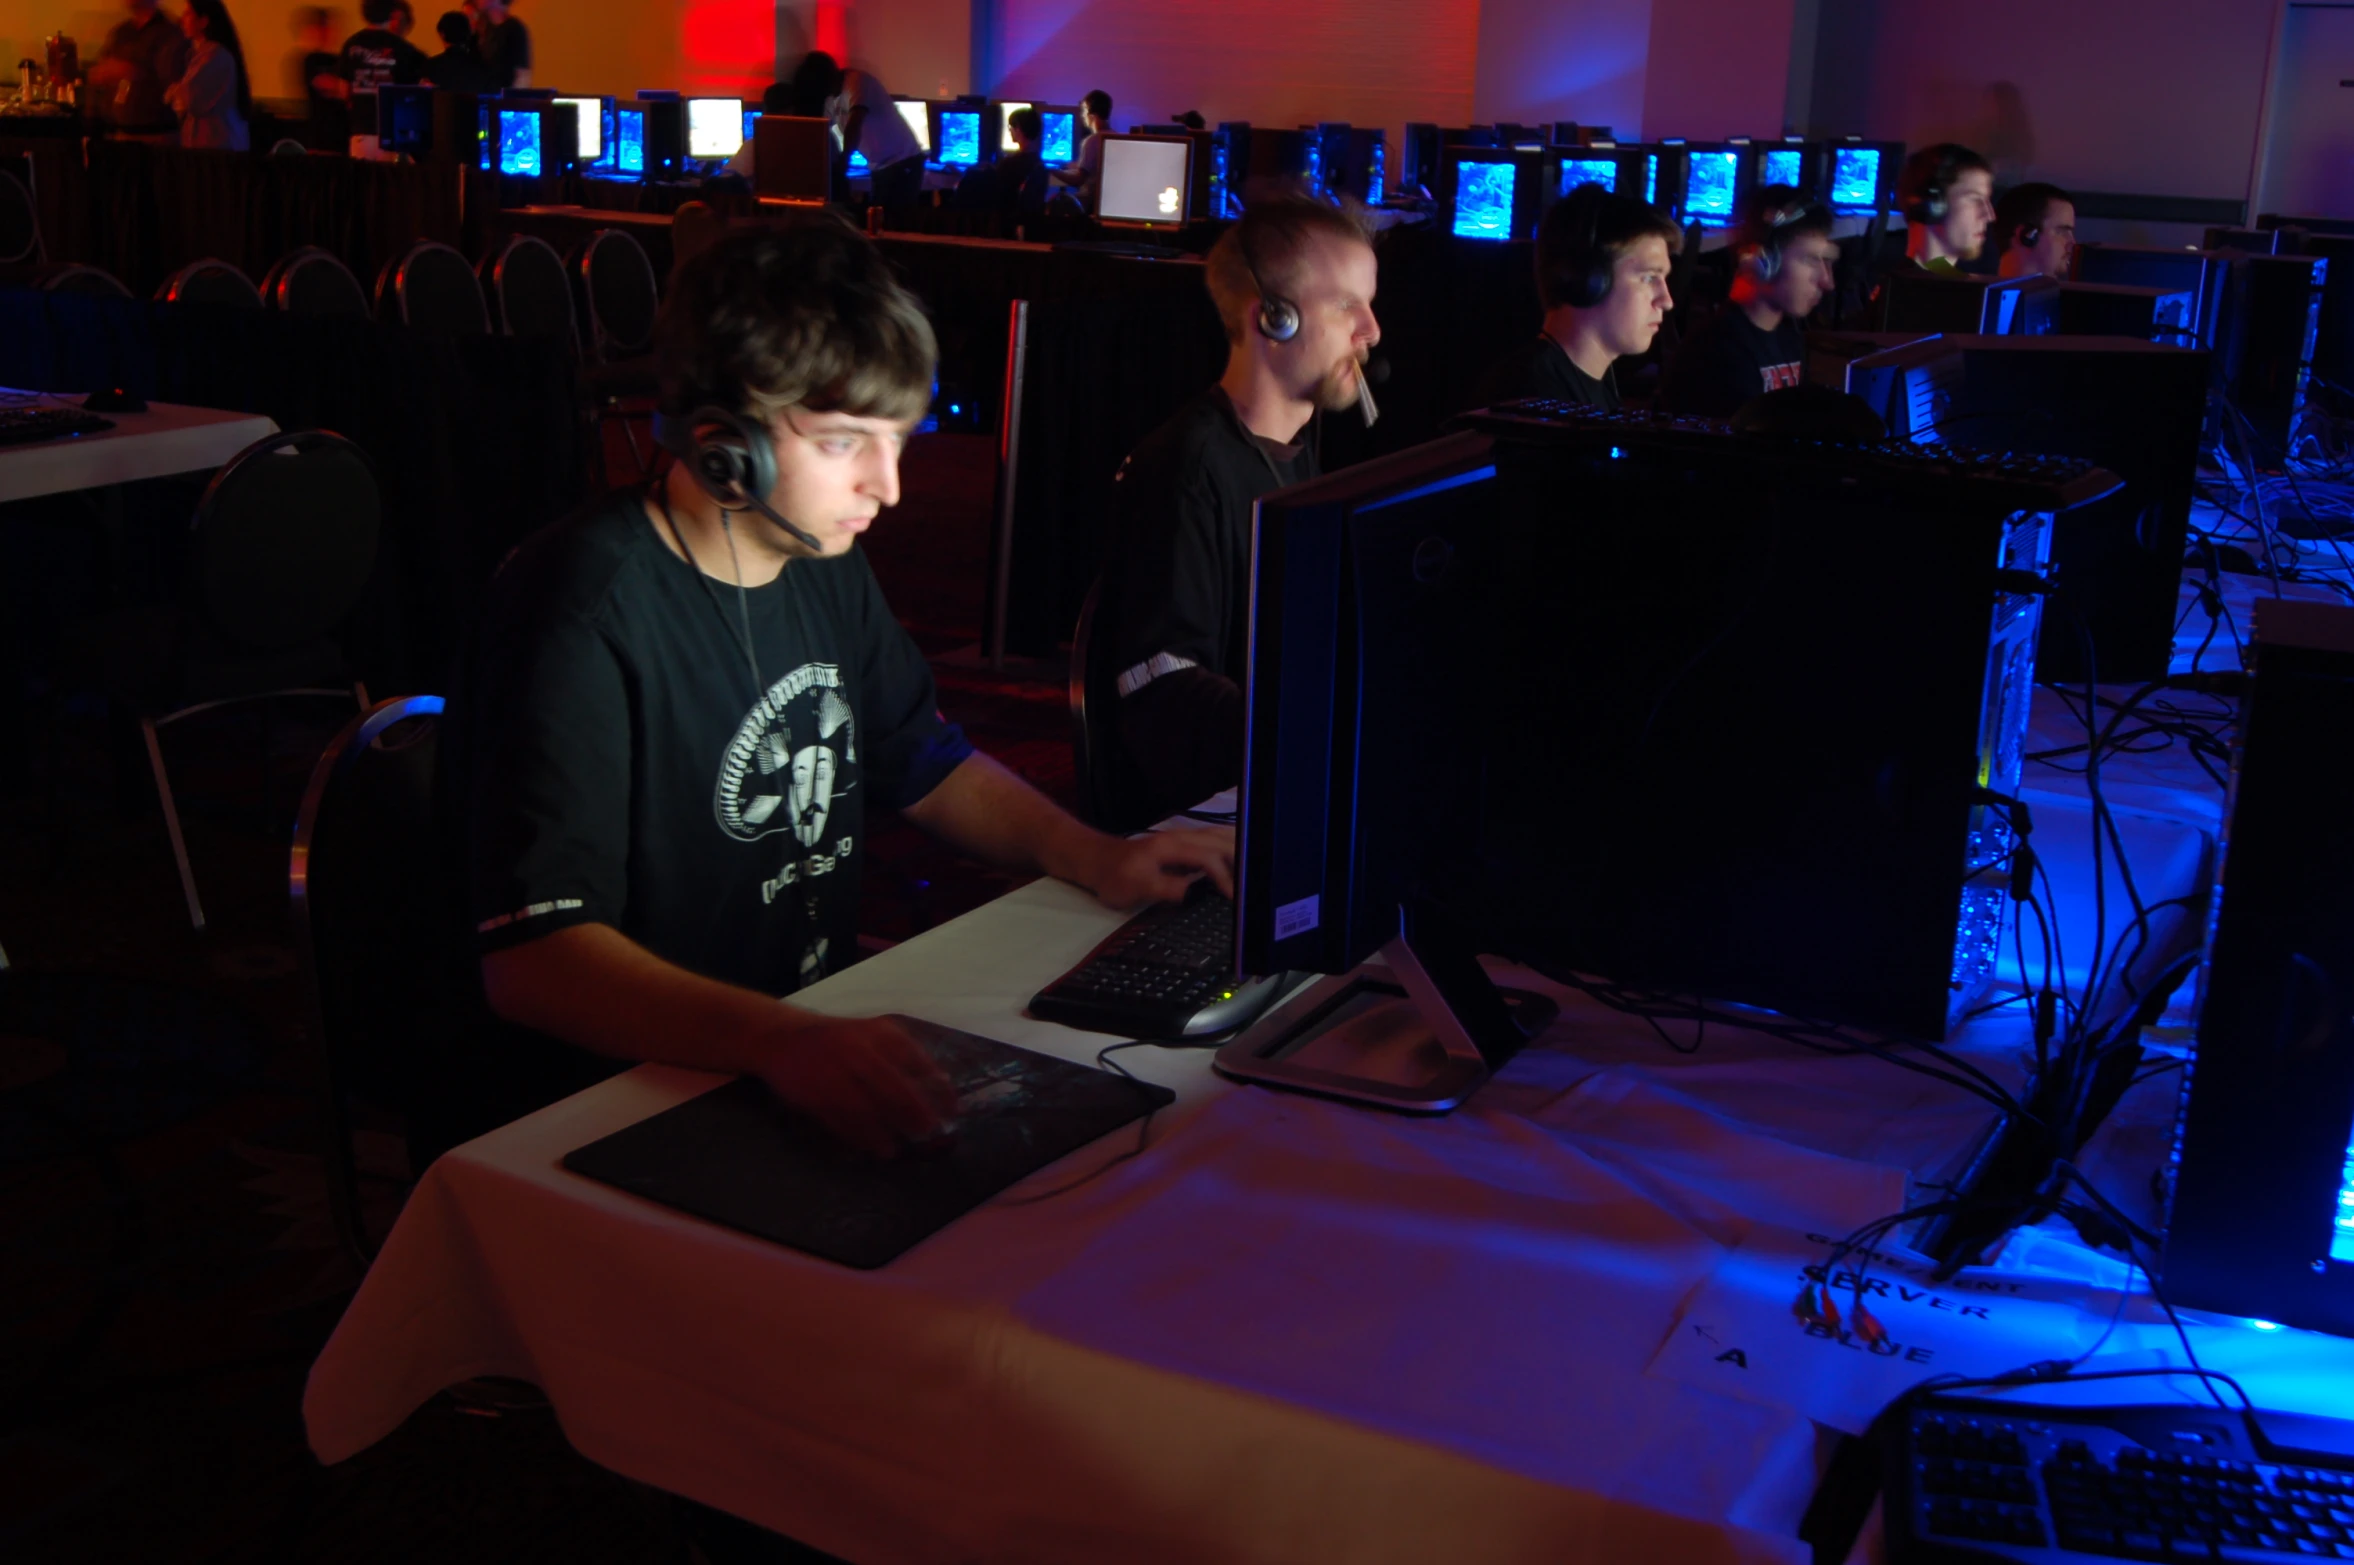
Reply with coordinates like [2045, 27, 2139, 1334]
[290, 693, 446, 1265]
[157, 257, 264, 309]
[1067, 575, 1161, 832]
[261, 246, 370, 317]
[0, 171, 41, 267]
[37, 262, 131, 298]
[189, 430, 382, 654]
[375, 239, 490, 334]
[669, 200, 727, 286]
[269, 137, 310, 158]
[480, 234, 577, 349]
[572, 227, 659, 360]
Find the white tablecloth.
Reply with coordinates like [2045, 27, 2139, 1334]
[0, 390, 277, 503]
[297, 722, 2307, 1563]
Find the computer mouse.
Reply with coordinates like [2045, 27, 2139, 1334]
[83, 386, 147, 413]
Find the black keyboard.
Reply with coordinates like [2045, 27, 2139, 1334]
[1886, 1396, 2354, 1563]
[1028, 884, 1292, 1041]
[0, 404, 115, 447]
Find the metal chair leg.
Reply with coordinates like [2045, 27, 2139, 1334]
[141, 715, 205, 930]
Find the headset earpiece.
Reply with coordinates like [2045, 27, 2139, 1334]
[2019, 223, 2042, 249]
[662, 405, 779, 513]
[1257, 294, 1300, 343]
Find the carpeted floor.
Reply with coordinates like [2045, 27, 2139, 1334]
[0, 432, 1073, 1562]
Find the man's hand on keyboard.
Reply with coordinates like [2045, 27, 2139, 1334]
[1084, 825, 1235, 911]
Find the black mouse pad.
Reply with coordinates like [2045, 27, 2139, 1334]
[561, 1018, 1173, 1269]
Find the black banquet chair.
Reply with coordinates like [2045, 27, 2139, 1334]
[291, 692, 447, 1267]
[0, 169, 42, 266]
[260, 246, 371, 317]
[0, 260, 132, 296]
[157, 257, 265, 309]
[570, 227, 660, 364]
[63, 430, 382, 929]
[374, 239, 490, 334]
[478, 233, 578, 351]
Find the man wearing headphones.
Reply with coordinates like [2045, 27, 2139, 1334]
[1089, 187, 1381, 827]
[441, 221, 1232, 1161]
[1888, 143, 1995, 276]
[1655, 186, 1836, 418]
[1473, 184, 1681, 410]
[1993, 181, 2077, 281]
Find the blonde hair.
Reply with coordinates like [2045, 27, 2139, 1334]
[1204, 183, 1375, 343]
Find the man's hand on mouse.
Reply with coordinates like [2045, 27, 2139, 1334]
[1083, 824, 1234, 911]
[751, 1014, 961, 1158]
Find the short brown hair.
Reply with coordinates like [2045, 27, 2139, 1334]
[655, 219, 937, 425]
[1535, 186, 1682, 310]
[1204, 182, 1375, 343]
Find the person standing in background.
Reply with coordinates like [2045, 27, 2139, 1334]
[419, 9, 494, 94]
[86, 0, 190, 140]
[474, 0, 528, 89]
[336, 0, 426, 157]
[164, 0, 251, 151]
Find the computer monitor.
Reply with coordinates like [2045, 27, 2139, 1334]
[1223, 411, 2114, 1110]
[2056, 282, 2199, 342]
[2073, 244, 2229, 346]
[1879, 270, 2058, 335]
[1556, 152, 1619, 199]
[554, 95, 610, 164]
[934, 104, 986, 168]
[685, 96, 743, 160]
[1033, 104, 1079, 166]
[2164, 598, 2354, 1339]
[992, 100, 1032, 154]
[1829, 143, 1885, 212]
[2219, 251, 2328, 457]
[1096, 134, 1193, 227]
[1759, 143, 1805, 193]
[894, 98, 932, 154]
[377, 84, 437, 155]
[1846, 334, 2209, 684]
[1982, 273, 2061, 335]
[753, 115, 832, 206]
[1443, 148, 1538, 241]
[1675, 142, 1747, 224]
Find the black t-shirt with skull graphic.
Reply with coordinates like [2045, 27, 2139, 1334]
[442, 489, 972, 1122]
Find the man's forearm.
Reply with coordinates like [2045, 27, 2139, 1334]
[901, 752, 1111, 892]
[481, 922, 824, 1071]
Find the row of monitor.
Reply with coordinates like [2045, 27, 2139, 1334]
[1435, 136, 1903, 242]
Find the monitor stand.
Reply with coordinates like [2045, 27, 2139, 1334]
[1211, 900, 1557, 1113]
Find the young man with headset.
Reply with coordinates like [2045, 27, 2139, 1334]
[1992, 181, 2077, 281]
[1875, 143, 1994, 293]
[440, 221, 1232, 1161]
[1472, 183, 1681, 411]
[1655, 186, 1837, 418]
[1089, 187, 1382, 828]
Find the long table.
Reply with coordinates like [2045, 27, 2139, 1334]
[297, 687, 2354, 1563]
[0, 389, 275, 503]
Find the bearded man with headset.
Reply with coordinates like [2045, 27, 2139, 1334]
[1088, 185, 1384, 830]
[437, 219, 1231, 1162]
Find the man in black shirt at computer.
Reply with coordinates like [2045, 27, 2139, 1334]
[1993, 181, 2077, 281]
[440, 220, 1231, 1162]
[1090, 188, 1381, 827]
[1655, 186, 1836, 418]
[1871, 143, 1994, 321]
[1473, 184, 1680, 410]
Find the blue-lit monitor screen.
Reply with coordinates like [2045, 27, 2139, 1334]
[1041, 111, 1076, 166]
[498, 109, 541, 176]
[2334, 1122, 2354, 1265]
[1686, 151, 1739, 219]
[938, 109, 982, 167]
[1452, 159, 1517, 240]
[1644, 154, 1659, 206]
[1832, 147, 1880, 209]
[616, 108, 644, 174]
[2152, 290, 2198, 338]
[1762, 148, 1802, 189]
[1559, 157, 1616, 197]
[743, 107, 759, 145]
[849, 149, 868, 173]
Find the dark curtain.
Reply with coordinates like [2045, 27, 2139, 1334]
[0, 287, 587, 693]
[999, 289, 1229, 656]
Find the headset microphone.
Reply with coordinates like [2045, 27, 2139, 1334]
[1356, 351, 1389, 428]
[738, 490, 823, 553]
